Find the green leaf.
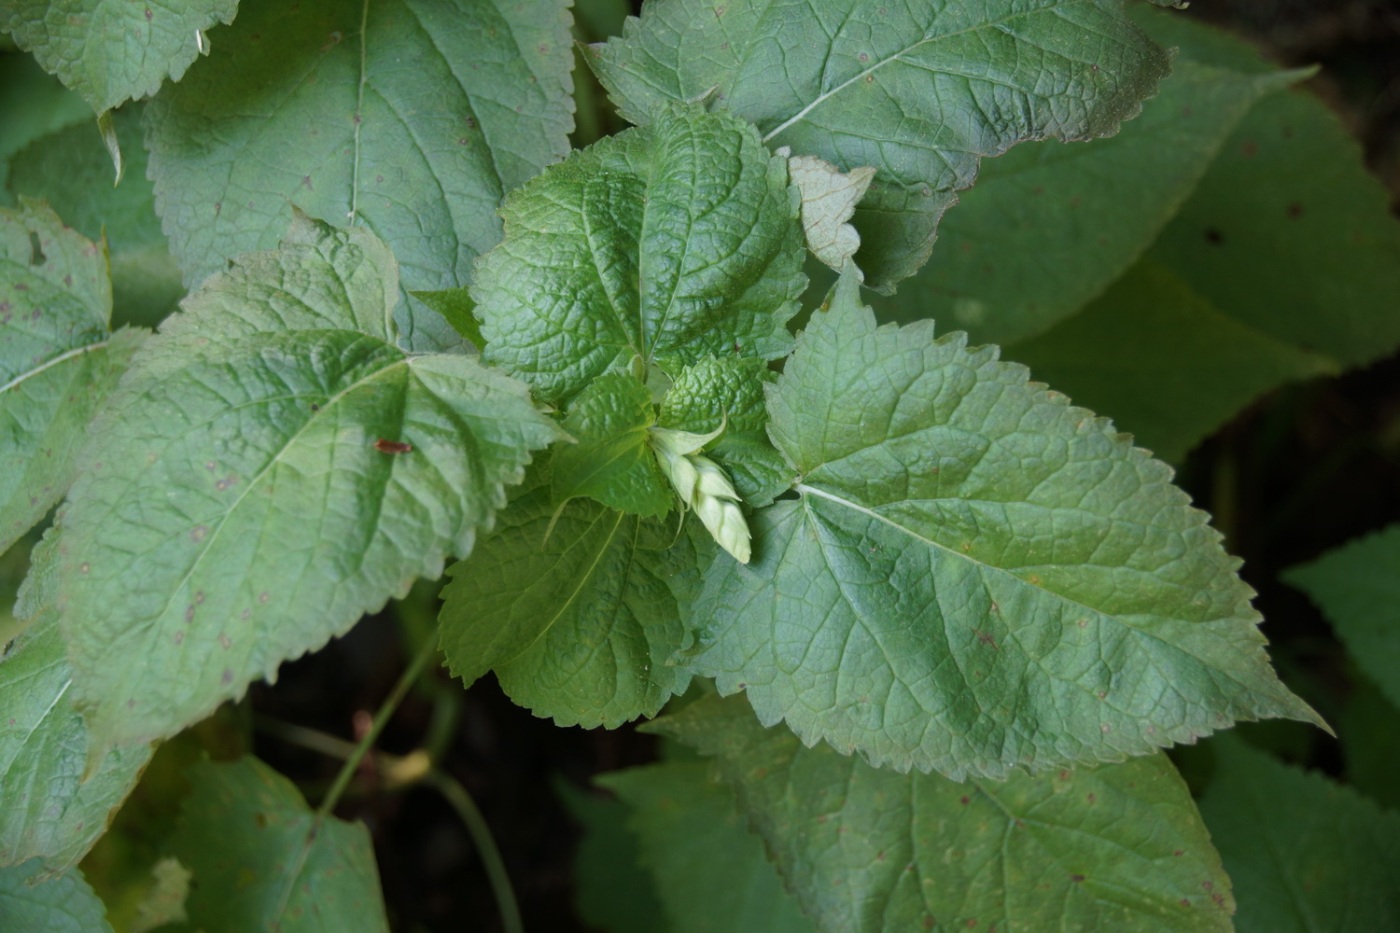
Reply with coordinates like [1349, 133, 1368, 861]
[0, 0, 237, 112]
[168, 757, 389, 933]
[408, 288, 485, 350]
[45, 216, 560, 752]
[552, 373, 674, 518]
[685, 271, 1318, 778]
[1284, 525, 1400, 711]
[439, 479, 702, 728]
[652, 693, 1234, 933]
[559, 781, 670, 933]
[600, 760, 816, 933]
[885, 15, 1301, 345]
[1198, 737, 1400, 933]
[144, 0, 574, 351]
[0, 199, 145, 555]
[1008, 261, 1333, 462]
[0, 860, 114, 932]
[7, 105, 184, 328]
[588, 0, 1172, 288]
[0, 54, 90, 203]
[1148, 87, 1400, 370]
[0, 530, 150, 872]
[1339, 676, 1400, 811]
[474, 105, 805, 403]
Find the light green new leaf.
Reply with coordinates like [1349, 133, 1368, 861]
[685, 271, 1317, 778]
[588, 0, 1171, 288]
[439, 480, 702, 728]
[1199, 737, 1400, 933]
[144, 0, 573, 351]
[0, 0, 237, 112]
[652, 694, 1233, 933]
[600, 760, 816, 933]
[0, 860, 113, 932]
[1009, 261, 1332, 462]
[552, 373, 674, 518]
[475, 105, 804, 403]
[1284, 525, 1400, 711]
[7, 105, 185, 327]
[887, 16, 1300, 345]
[0, 200, 145, 555]
[1148, 87, 1400, 370]
[169, 757, 388, 933]
[46, 216, 559, 752]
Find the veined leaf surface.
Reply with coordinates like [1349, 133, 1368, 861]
[589, 0, 1171, 287]
[0, 0, 237, 112]
[0, 860, 113, 932]
[551, 373, 674, 518]
[651, 694, 1234, 933]
[473, 105, 805, 403]
[48, 216, 559, 752]
[685, 272, 1317, 778]
[144, 0, 573, 350]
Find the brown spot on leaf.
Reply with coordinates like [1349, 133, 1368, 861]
[1204, 227, 1224, 245]
[191, 525, 209, 542]
[1241, 140, 1258, 158]
[375, 438, 413, 454]
[1071, 874, 1085, 883]
[1286, 202, 1304, 219]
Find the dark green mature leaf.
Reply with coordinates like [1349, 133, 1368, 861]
[0, 0, 237, 112]
[0, 860, 113, 932]
[475, 105, 804, 403]
[45, 216, 559, 752]
[887, 18, 1299, 345]
[0, 54, 90, 203]
[169, 757, 388, 933]
[653, 693, 1234, 933]
[440, 479, 702, 728]
[552, 373, 674, 518]
[1199, 737, 1400, 933]
[1009, 261, 1332, 461]
[1148, 88, 1400, 370]
[686, 271, 1317, 778]
[7, 106, 184, 328]
[600, 760, 816, 933]
[145, 0, 573, 350]
[559, 781, 669, 933]
[0, 200, 144, 555]
[589, 0, 1172, 288]
[1284, 525, 1400, 710]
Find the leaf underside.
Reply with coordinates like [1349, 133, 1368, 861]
[0, 859, 114, 933]
[684, 272, 1317, 778]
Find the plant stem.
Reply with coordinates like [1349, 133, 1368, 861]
[314, 635, 437, 820]
[423, 769, 523, 933]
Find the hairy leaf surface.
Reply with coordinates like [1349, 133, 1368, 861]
[0, 0, 237, 112]
[0, 529, 149, 872]
[654, 694, 1233, 933]
[0, 860, 113, 932]
[552, 373, 673, 518]
[144, 0, 573, 350]
[1199, 738, 1400, 933]
[169, 757, 388, 933]
[0, 200, 143, 554]
[440, 480, 702, 728]
[475, 106, 804, 403]
[686, 272, 1317, 777]
[589, 0, 1171, 287]
[601, 760, 815, 933]
[48, 217, 559, 751]
[1284, 525, 1400, 711]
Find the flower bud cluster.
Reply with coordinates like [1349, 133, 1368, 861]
[649, 425, 751, 564]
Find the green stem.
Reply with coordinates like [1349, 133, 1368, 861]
[423, 769, 523, 933]
[314, 636, 437, 820]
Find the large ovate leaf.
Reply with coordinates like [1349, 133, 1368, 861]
[589, 0, 1172, 288]
[0, 0, 237, 112]
[559, 781, 669, 933]
[1284, 525, 1400, 711]
[1198, 737, 1400, 933]
[551, 373, 674, 518]
[685, 271, 1317, 778]
[474, 105, 805, 403]
[439, 478, 703, 728]
[652, 693, 1234, 933]
[144, 0, 574, 350]
[600, 760, 816, 933]
[168, 757, 388, 933]
[0, 199, 144, 554]
[0, 54, 90, 202]
[887, 14, 1300, 345]
[7, 105, 184, 328]
[46, 216, 560, 752]
[1008, 261, 1332, 462]
[0, 860, 113, 932]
